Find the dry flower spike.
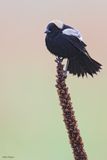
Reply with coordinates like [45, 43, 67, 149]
[55, 57, 88, 160]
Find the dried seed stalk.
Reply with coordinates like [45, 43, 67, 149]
[55, 57, 88, 160]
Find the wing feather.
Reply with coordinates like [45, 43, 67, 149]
[61, 34, 90, 57]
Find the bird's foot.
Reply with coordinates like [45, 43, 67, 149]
[55, 57, 64, 63]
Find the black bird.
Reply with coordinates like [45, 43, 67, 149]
[45, 20, 102, 77]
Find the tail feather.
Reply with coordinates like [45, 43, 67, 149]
[67, 53, 102, 77]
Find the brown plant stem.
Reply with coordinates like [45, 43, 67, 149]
[55, 57, 88, 160]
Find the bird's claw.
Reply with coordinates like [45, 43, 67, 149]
[55, 57, 64, 63]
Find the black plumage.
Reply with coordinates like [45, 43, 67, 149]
[45, 20, 102, 77]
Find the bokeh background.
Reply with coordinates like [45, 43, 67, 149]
[0, 0, 107, 159]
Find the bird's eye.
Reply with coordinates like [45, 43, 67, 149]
[48, 23, 55, 31]
[45, 22, 60, 34]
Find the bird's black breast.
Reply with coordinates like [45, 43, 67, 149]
[45, 33, 77, 58]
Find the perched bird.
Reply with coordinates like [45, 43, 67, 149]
[45, 20, 102, 77]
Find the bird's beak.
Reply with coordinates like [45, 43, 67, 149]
[44, 28, 51, 33]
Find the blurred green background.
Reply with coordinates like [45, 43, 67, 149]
[0, 0, 107, 159]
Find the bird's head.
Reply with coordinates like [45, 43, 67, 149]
[45, 20, 64, 34]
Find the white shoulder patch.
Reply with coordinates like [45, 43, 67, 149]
[62, 28, 83, 41]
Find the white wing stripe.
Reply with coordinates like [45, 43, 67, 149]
[62, 28, 83, 41]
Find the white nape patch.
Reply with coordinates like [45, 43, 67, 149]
[50, 19, 64, 29]
[62, 28, 83, 41]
